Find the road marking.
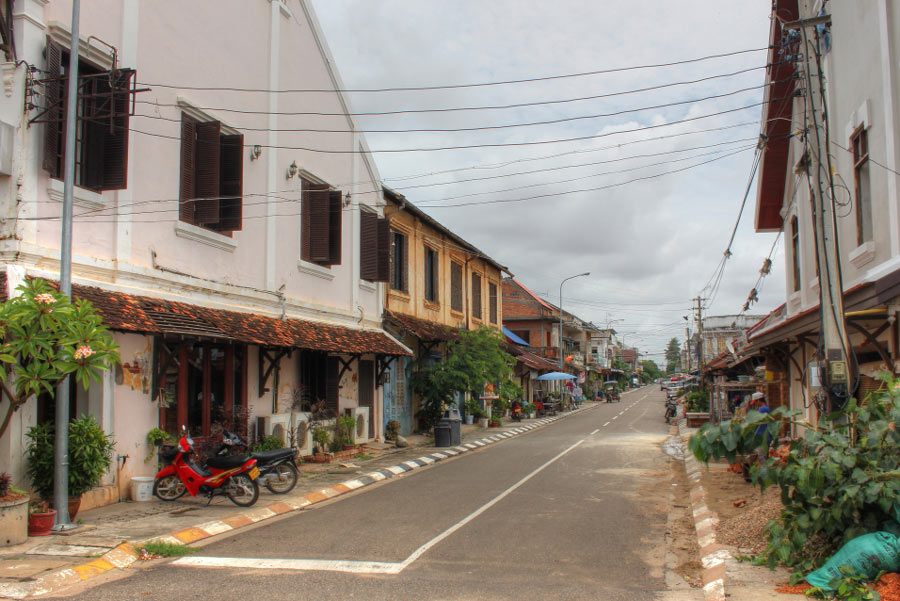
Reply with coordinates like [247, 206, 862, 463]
[589, 428, 598, 435]
[603, 422, 610, 426]
[611, 416, 618, 420]
[174, 440, 586, 575]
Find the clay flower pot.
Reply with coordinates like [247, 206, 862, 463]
[28, 509, 56, 537]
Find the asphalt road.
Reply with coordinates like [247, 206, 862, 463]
[55, 387, 692, 601]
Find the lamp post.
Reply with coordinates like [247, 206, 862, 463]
[558, 272, 590, 370]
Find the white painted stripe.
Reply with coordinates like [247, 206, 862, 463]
[402, 461, 421, 470]
[364, 472, 386, 482]
[177, 440, 587, 576]
[589, 429, 598, 435]
[342, 479, 365, 490]
[464, 443, 478, 449]
[173, 556, 404, 575]
[195, 521, 232, 536]
[431, 452, 449, 459]
[472, 441, 486, 447]
[386, 466, 406, 475]
[603, 422, 610, 427]
[611, 416, 618, 420]
[417, 456, 436, 464]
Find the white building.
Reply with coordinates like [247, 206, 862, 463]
[0, 0, 409, 506]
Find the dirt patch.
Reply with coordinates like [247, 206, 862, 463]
[698, 464, 782, 555]
[669, 457, 703, 587]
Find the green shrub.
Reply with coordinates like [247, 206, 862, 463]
[252, 435, 284, 453]
[685, 391, 709, 413]
[384, 420, 401, 441]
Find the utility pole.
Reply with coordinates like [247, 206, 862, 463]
[54, 0, 81, 531]
[788, 13, 851, 412]
[695, 296, 704, 383]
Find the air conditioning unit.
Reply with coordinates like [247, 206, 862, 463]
[352, 407, 370, 443]
[257, 413, 292, 445]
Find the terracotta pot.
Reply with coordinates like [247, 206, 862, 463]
[67, 496, 81, 521]
[0, 496, 29, 546]
[28, 509, 56, 537]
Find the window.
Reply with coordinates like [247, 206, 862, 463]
[301, 177, 342, 265]
[471, 272, 482, 319]
[513, 330, 530, 344]
[389, 231, 408, 291]
[298, 351, 340, 417]
[179, 113, 243, 232]
[852, 126, 872, 245]
[360, 209, 390, 282]
[791, 216, 801, 292]
[450, 261, 463, 312]
[424, 246, 439, 303]
[43, 38, 134, 191]
[488, 282, 498, 323]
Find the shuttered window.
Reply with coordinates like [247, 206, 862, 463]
[424, 246, 439, 303]
[489, 282, 498, 323]
[43, 38, 134, 192]
[360, 209, 390, 282]
[471, 272, 482, 319]
[390, 230, 408, 292]
[179, 113, 244, 232]
[450, 261, 463, 312]
[300, 178, 342, 266]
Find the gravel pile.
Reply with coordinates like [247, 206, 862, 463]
[715, 490, 783, 554]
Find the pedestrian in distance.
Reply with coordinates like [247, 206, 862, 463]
[750, 391, 771, 465]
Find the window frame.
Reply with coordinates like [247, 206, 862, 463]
[424, 245, 439, 304]
[851, 126, 872, 245]
[300, 176, 342, 266]
[488, 281, 498, 324]
[450, 261, 463, 312]
[471, 272, 482, 320]
[390, 229, 408, 292]
[791, 215, 801, 292]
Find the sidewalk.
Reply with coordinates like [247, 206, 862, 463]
[676, 419, 791, 601]
[0, 403, 599, 599]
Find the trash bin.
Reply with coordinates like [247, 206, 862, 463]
[434, 422, 451, 447]
[441, 408, 462, 446]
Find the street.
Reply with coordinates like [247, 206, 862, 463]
[52, 389, 697, 601]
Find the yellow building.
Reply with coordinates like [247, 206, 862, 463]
[381, 188, 508, 434]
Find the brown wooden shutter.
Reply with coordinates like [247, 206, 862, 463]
[325, 356, 340, 416]
[489, 282, 498, 323]
[327, 190, 342, 265]
[301, 181, 326, 262]
[179, 115, 197, 224]
[42, 38, 63, 177]
[194, 120, 221, 225]
[451, 262, 462, 312]
[376, 217, 390, 282]
[472, 273, 482, 318]
[401, 234, 408, 292]
[308, 187, 331, 262]
[359, 209, 377, 281]
[218, 133, 243, 231]
[99, 69, 133, 190]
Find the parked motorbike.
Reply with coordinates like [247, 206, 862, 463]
[218, 429, 300, 494]
[511, 404, 523, 422]
[664, 399, 679, 424]
[154, 427, 260, 506]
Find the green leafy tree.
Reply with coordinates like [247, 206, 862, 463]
[665, 338, 681, 373]
[641, 359, 662, 381]
[689, 374, 900, 583]
[410, 327, 515, 431]
[0, 278, 119, 439]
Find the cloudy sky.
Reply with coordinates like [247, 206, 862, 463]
[309, 0, 784, 365]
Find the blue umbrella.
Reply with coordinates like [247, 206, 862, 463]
[535, 371, 577, 380]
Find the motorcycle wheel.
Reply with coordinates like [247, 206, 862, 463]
[226, 473, 259, 507]
[264, 462, 298, 494]
[153, 475, 186, 501]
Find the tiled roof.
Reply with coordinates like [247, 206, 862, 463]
[507, 343, 558, 372]
[383, 310, 456, 342]
[1, 273, 410, 356]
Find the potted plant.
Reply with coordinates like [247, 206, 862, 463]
[334, 414, 357, 451]
[27, 501, 55, 537]
[384, 420, 401, 442]
[0, 472, 29, 545]
[25, 415, 114, 520]
[463, 398, 480, 425]
[312, 427, 330, 456]
[145, 427, 171, 462]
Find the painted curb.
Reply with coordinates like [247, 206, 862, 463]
[0, 404, 600, 599]
[677, 419, 727, 601]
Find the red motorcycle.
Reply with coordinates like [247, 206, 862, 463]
[153, 427, 260, 507]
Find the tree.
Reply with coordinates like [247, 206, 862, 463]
[409, 327, 515, 431]
[665, 338, 681, 373]
[0, 279, 119, 439]
[641, 359, 662, 381]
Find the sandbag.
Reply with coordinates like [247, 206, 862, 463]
[806, 531, 900, 590]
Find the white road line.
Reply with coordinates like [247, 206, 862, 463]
[603, 422, 610, 427]
[611, 416, 618, 420]
[589, 428, 598, 435]
[174, 439, 586, 575]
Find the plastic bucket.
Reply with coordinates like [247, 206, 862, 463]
[130, 476, 155, 502]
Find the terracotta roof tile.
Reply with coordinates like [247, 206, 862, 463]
[384, 310, 456, 342]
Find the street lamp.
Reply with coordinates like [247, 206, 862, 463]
[559, 272, 590, 370]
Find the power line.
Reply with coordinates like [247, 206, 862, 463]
[135, 64, 770, 118]
[135, 47, 769, 94]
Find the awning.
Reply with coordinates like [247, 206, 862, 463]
[4, 273, 411, 356]
[502, 326, 529, 346]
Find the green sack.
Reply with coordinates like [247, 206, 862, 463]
[806, 532, 900, 590]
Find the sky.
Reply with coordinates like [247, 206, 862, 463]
[308, 0, 785, 365]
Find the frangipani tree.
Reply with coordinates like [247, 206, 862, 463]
[0, 278, 119, 438]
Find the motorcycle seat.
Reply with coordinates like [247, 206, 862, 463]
[251, 448, 298, 462]
[206, 455, 249, 470]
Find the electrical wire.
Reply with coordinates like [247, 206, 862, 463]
[135, 47, 770, 94]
